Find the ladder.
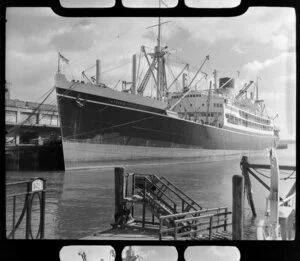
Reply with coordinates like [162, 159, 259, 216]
[132, 174, 203, 227]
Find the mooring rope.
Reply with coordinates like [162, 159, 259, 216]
[281, 170, 296, 180]
[249, 167, 296, 181]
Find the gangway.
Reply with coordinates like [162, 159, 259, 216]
[112, 168, 231, 240]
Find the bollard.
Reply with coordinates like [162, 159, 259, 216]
[232, 175, 244, 240]
[114, 167, 125, 223]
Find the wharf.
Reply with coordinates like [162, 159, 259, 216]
[5, 143, 64, 171]
[83, 151, 295, 241]
[83, 224, 171, 240]
[83, 167, 233, 241]
[5, 98, 64, 171]
[83, 223, 232, 241]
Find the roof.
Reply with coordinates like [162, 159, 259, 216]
[5, 99, 58, 112]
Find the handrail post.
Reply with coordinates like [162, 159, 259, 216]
[40, 180, 46, 239]
[232, 175, 244, 240]
[224, 207, 228, 231]
[124, 174, 128, 198]
[142, 177, 146, 228]
[209, 216, 213, 240]
[132, 174, 135, 217]
[174, 222, 178, 240]
[159, 218, 162, 240]
[12, 196, 16, 239]
[25, 182, 32, 239]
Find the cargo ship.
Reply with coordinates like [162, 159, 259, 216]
[55, 18, 279, 170]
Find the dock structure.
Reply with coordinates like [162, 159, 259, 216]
[5, 98, 60, 146]
[84, 167, 232, 240]
[5, 98, 64, 170]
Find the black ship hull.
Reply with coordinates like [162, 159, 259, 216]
[56, 86, 275, 170]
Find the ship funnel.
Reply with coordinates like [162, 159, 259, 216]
[131, 54, 136, 94]
[96, 59, 101, 85]
[219, 77, 234, 89]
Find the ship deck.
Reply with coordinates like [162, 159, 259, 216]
[82, 223, 171, 240]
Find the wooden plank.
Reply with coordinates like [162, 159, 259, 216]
[84, 226, 233, 240]
[174, 214, 214, 223]
[232, 175, 244, 240]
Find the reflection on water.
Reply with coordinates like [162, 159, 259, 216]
[5, 144, 295, 239]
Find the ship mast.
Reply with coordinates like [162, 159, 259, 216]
[136, 0, 169, 100]
[155, 0, 168, 101]
[156, 0, 162, 100]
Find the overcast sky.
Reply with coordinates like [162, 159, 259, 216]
[59, 0, 240, 8]
[185, 246, 240, 261]
[122, 246, 177, 261]
[6, 5, 296, 139]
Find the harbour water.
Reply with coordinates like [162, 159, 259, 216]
[5, 144, 295, 239]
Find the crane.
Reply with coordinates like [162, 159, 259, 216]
[169, 55, 209, 111]
[137, 46, 158, 96]
[82, 71, 93, 84]
[78, 251, 88, 261]
[235, 80, 254, 100]
[124, 246, 140, 261]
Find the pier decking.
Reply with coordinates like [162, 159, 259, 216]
[83, 223, 232, 240]
[83, 167, 232, 240]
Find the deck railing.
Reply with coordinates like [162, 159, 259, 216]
[159, 207, 231, 240]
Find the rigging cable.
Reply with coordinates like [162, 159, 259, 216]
[101, 60, 132, 75]
[7, 86, 55, 134]
[83, 64, 96, 72]
[8, 81, 80, 134]
[165, 59, 180, 91]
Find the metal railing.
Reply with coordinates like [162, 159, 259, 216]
[6, 178, 47, 239]
[121, 172, 204, 229]
[159, 207, 231, 240]
[134, 174, 202, 210]
[159, 176, 203, 211]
